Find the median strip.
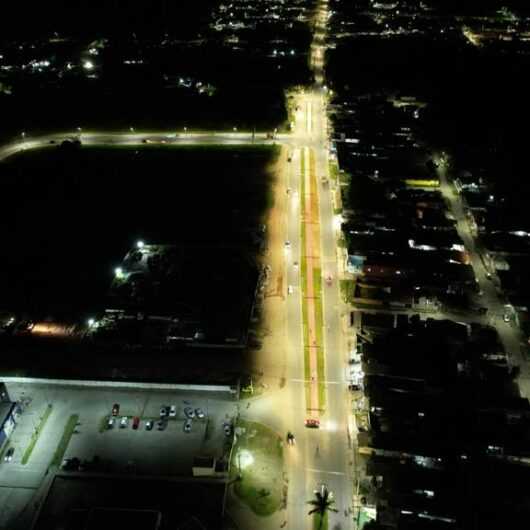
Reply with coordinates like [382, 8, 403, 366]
[21, 404, 53, 465]
[51, 414, 79, 467]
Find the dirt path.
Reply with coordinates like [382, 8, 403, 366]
[250, 146, 289, 387]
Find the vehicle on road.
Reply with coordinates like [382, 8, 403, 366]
[348, 384, 362, 392]
[169, 405, 177, 418]
[184, 419, 192, 433]
[145, 420, 154, 431]
[325, 274, 332, 286]
[107, 417, 115, 429]
[157, 419, 167, 431]
[223, 422, 232, 436]
[160, 406, 169, 417]
[184, 407, 195, 419]
[112, 403, 120, 416]
[287, 432, 296, 445]
[293, 261, 299, 269]
[4, 447, 14, 462]
[503, 312, 511, 322]
[195, 408, 205, 419]
[132, 416, 140, 430]
[288, 285, 294, 295]
[120, 416, 128, 428]
[284, 240, 291, 249]
[286, 187, 291, 195]
[305, 418, 320, 429]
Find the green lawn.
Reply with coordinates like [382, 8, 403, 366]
[51, 414, 79, 467]
[340, 279, 356, 304]
[21, 404, 53, 465]
[230, 420, 285, 516]
[312, 512, 328, 530]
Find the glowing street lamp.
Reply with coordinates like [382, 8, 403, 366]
[82, 59, 94, 70]
[87, 318, 95, 328]
[136, 240, 144, 249]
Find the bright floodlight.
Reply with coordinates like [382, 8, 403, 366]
[237, 449, 254, 469]
[136, 240, 144, 249]
[87, 318, 95, 327]
[83, 60, 94, 70]
[114, 267, 124, 279]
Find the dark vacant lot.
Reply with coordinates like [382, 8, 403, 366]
[0, 145, 277, 319]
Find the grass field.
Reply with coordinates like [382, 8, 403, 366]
[0, 145, 278, 319]
[230, 420, 285, 516]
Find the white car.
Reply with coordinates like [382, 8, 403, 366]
[288, 285, 294, 295]
[169, 405, 177, 417]
[120, 416, 128, 428]
[195, 408, 205, 419]
[184, 419, 192, 433]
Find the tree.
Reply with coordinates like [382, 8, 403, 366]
[307, 485, 338, 529]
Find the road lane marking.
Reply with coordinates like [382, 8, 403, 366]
[307, 468, 346, 476]
[290, 379, 341, 384]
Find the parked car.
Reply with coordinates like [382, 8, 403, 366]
[288, 285, 294, 295]
[169, 405, 177, 418]
[120, 416, 128, 428]
[304, 418, 320, 429]
[195, 408, 205, 419]
[107, 417, 115, 430]
[223, 422, 232, 437]
[145, 420, 154, 431]
[112, 403, 120, 416]
[184, 407, 195, 419]
[160, 406, 169, 417]
[184, 419, 192, 433]
[132, 416, 140, 430]
[157, 419, 167, 431]
[4, 447, 14, 462]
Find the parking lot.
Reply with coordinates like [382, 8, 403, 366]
[0, 381, 237, 529]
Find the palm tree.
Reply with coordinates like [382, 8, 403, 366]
[307, 485, 338, 529]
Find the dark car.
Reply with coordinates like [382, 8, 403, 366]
[157, 419, 167, 431]
[132, 416, 140, 430]
[145, 420, 154, 431]
[112, 403, 120, 416]
[4, 447, 14, 462]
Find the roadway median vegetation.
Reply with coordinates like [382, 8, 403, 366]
[230, 420, 285, 516]
[300, 148, 327, 412]
[21, 404, 53, 465]
[51, 414, 79, 467]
